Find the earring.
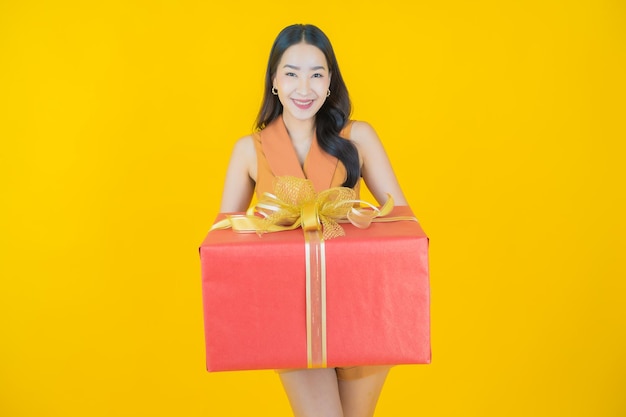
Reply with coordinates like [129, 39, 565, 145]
[326, 89, 331, 97]
[272, 86, 278, 95]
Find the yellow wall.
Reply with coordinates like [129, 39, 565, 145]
[1, 1, 625, 416]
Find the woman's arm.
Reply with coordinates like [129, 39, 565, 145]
[218, 135, 257, 212]
[350, 121, 408, 206]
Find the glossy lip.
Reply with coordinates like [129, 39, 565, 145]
[292, 98, 315, 110]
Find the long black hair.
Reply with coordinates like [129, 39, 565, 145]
[255, 24, 360, 188]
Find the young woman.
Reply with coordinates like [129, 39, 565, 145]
[219, 24, 408, 417]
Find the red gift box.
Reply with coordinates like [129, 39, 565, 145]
[200, 205, 430, 372]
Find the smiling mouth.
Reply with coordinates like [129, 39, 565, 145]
[292, 99, 314, 109]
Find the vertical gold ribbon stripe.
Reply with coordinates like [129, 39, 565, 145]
[320, 237, 327, 367]
[305, 230, 326, 368]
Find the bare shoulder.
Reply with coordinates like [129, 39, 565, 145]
[348, 121, 408, 205]
[229, 134, 257, 180]
[220, 134, 257, 212]
[232, 134, 256, 156]
[348, 120, 382, 146]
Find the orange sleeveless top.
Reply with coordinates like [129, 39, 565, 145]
[253, 115, 360, 198]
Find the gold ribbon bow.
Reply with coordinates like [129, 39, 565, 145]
[211, 176, 414, 239]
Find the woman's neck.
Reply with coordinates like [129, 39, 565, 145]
[282, 112, 315, 144]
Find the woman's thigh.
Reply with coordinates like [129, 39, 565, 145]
[278, 368, 343, 417]
[338, 366, 391, 417]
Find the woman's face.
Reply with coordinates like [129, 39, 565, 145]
[273, 42, 331, 123]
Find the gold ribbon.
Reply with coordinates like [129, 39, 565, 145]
[304, 229, 326, 368]
[211, 176, 416, 238]
[210, 176, 417, 368]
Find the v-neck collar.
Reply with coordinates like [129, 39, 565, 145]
[260, 115, 339, 193]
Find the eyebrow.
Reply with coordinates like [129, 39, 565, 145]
[283, 64, 327, 71]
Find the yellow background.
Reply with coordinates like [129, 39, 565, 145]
[1, 1, 625, 416]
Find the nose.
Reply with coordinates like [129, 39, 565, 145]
[296, 77, 310, 96]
